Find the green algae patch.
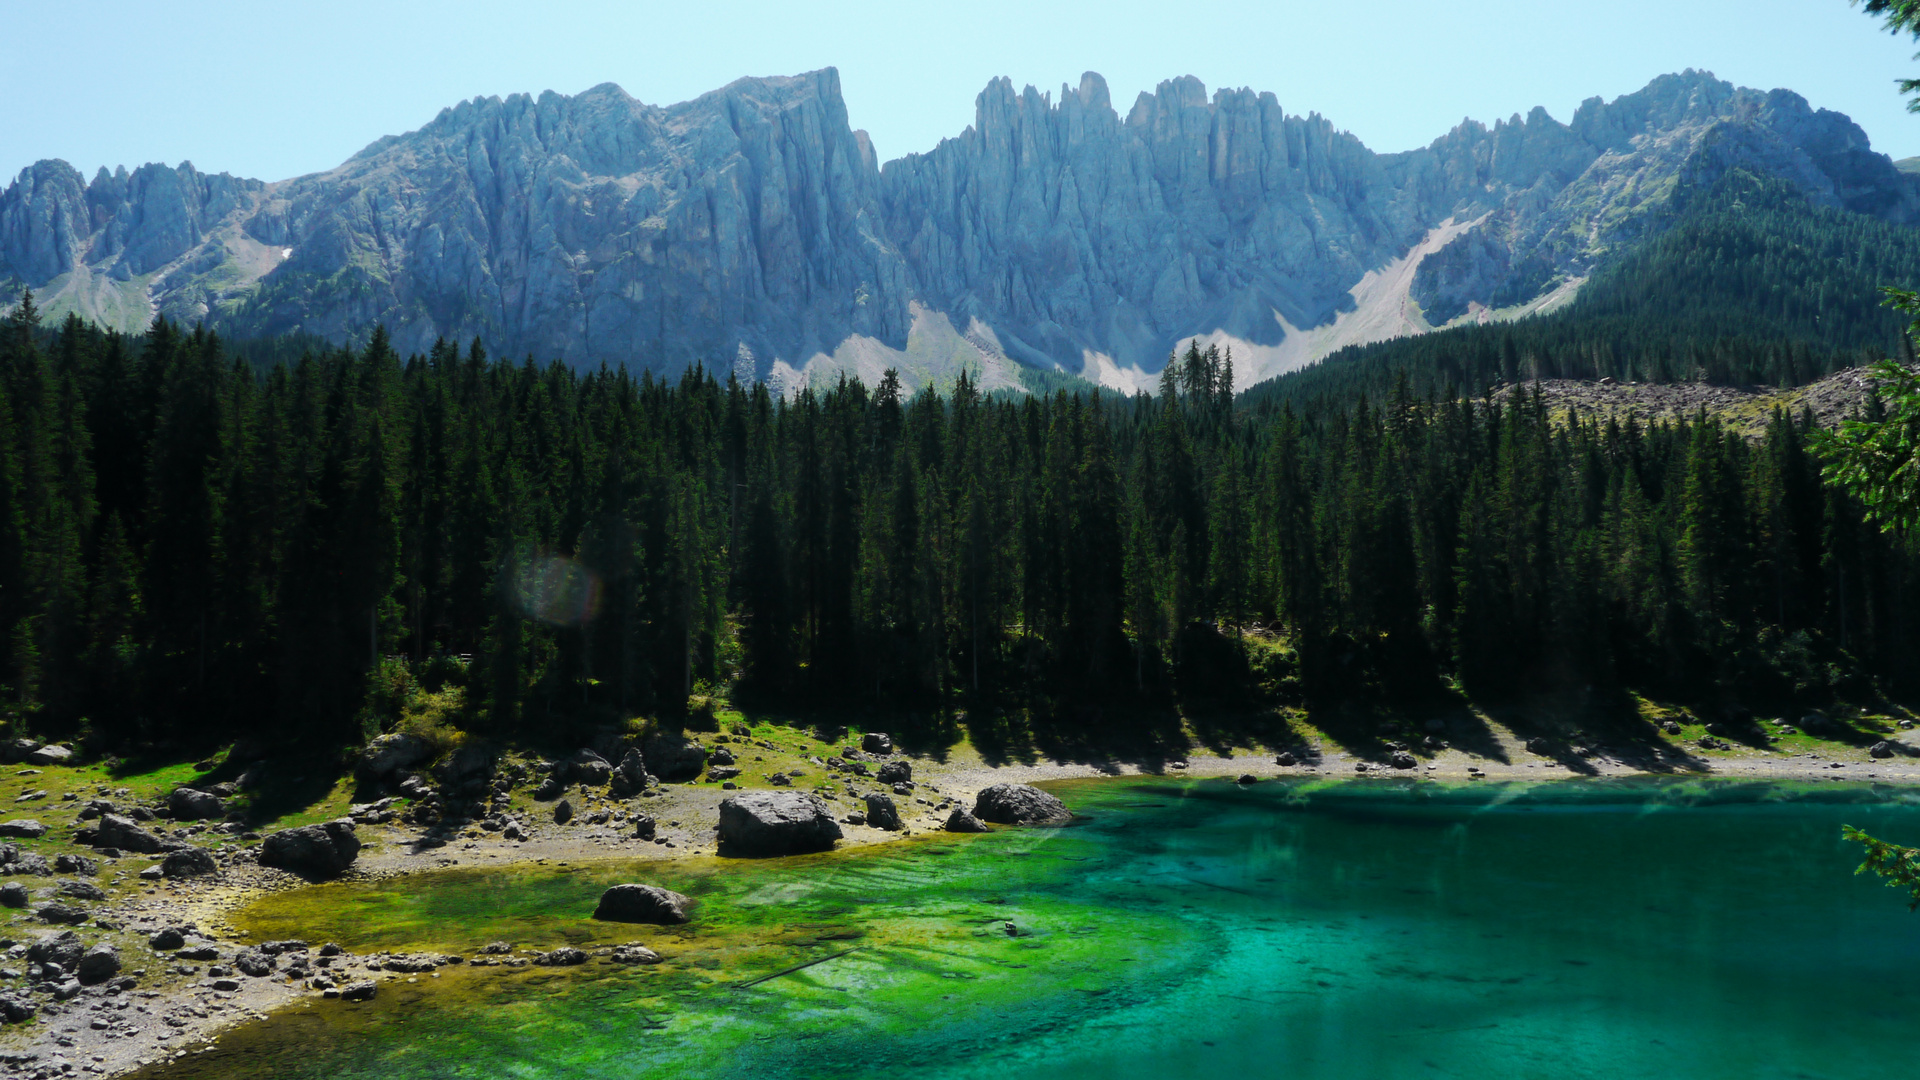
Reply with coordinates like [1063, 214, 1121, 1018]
[150, 823, 1207, 1080]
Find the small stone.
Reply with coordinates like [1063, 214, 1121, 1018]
[210, 978, 242, 992]
[533, 947, 588, 966]
[609, 943, 662, 965]
[148, 928, 186, 951]
[340, 980, 377, 1001]
[553, 799, 574, 825]
[1389, 751, 1417, 770]
[1274, 752, 1296, 766]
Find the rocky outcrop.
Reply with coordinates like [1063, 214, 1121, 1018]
[973, 783, 1071, 825]
[592, 884, 693, 924]
[716, 791, 843, 856]
[258, 820, 361, 878]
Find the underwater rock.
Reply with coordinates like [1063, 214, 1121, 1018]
[863, 793, 903, 831]
[594, 884, 693, 924]
[973, 783, 1070, 825]
[716, 791, 843, 856]
[609, 943, 662, 964]
[944, 808, 989, 833]
[258, 819, 361, 878]
[1236, 774, 1259, 784]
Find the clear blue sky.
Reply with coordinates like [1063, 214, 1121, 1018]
[3, 0, 1916, 185]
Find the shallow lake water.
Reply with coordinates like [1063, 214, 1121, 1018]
[139, 777, 1920, 1080]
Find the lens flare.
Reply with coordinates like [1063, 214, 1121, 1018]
[510, 552, 601, 626]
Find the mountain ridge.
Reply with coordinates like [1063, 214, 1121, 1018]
[2, 67, 1913, 393]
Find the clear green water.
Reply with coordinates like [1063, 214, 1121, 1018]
[140, 777, 1920, 1080]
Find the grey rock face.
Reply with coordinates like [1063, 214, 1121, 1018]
[4, 69, 1914, 386]
[258, 819, 361, 878]
[592, 883, 694, 924]
[0, 820, 46, 839]
[716, 791, 843, 856]
[973, 783, 1071, 825]
[875, 760, 911, 785]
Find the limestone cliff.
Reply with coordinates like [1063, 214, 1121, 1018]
[1, 68, 1913, 390]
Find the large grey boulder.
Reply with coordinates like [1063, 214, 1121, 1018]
[565, 748, 612, 786]
[25, 744, 72, 766]
[93, 813, 167, 854]
[162, 847, 218, 879]
[875, 760, 912, 785]
[168, 787, 225, 820]
[358, 733, 434, 778]
[643, 734, 707, 781]
[592, 884, 693, 924]
[0, 881, 27, 907]
[0, 819, 47, 839]
[76, 943, 120, 985]
[716, 792, 842, 856]
[863, 793, 903, 831]
[609, 748, 651, 796]
[258, 820, 361, 878]
[973, 783, 1071, 825]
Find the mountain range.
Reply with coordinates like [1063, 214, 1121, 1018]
[2, 67, 1914, 393]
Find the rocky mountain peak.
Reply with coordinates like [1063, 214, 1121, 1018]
[3, 68, 1915, 393]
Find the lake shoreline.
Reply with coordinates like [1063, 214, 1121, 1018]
[14, 735, 1920, 1080]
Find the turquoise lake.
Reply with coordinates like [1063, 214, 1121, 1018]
[142, 776, 1920, 1079]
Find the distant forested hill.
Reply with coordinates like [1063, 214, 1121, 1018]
[1243, 170, 1920, 413]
